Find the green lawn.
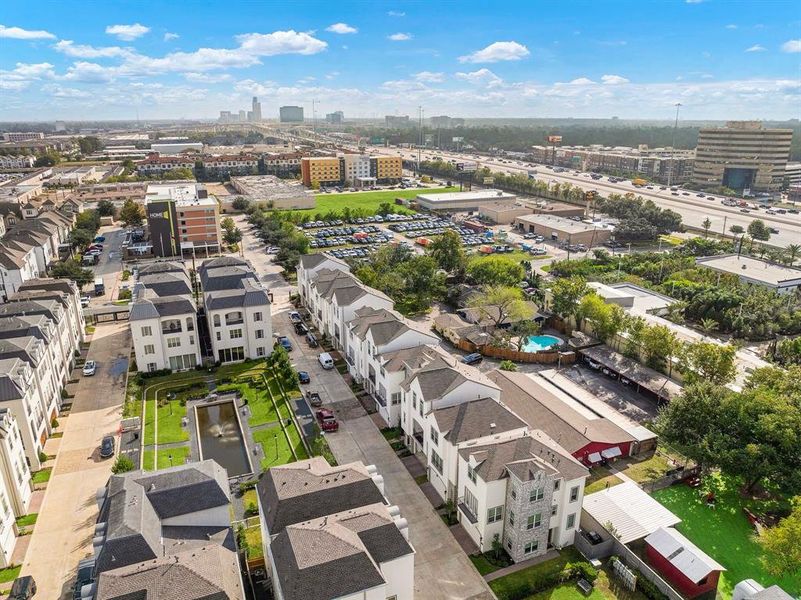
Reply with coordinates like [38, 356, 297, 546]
[15, 513, 37, 528]
[217, 382, 278, 426]
[584, 467, 624, 495]
[155, 401, 188, 444]
[305, 187, 458, 216]
[254, 426, 294, 470]
[243, 489, 259, 515]
[525, 565, 647, 600]
[242, 525, 264, 559]
[489, 547, 584, 600]
[32, 468, 52, 484]
[469, 554, 506, 576]
[141, 445, 191, 471]
[618, 452, 674, 484]
[653, 476, 801, 597]
[0, 565, 21, 584]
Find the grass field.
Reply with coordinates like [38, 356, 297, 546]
[0, 565, 21, 584]
[584, 467, 624, 495]
[32, 468, 52, 484]
[305, 187, 458, 215]
[653, 476, 800, 598]
[217, 381, 279, 426]
[142, 445, 191, 471]
[254, 425, 294, 470]
[242, 525, 264, 559]
[488, 547, 584, 599]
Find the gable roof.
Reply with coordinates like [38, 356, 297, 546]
[130, 295, 195, 321]
[433, 397, 526, 444]
[297, 253, 349, 271]
[403, 353, 499, 401]
[349, 306, 437, 347]
[645, 527, 725, 582]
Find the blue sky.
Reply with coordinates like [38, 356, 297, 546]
[1, 0, 800, 121]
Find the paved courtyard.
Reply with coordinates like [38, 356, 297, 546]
[19, 322, 130, 600]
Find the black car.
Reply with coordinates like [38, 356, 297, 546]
[9, 576, 36, 600]
[73, 563, 94, 600]
[462, 353, 483, 365]
[298, 371, 310, 384]
[294, 322, 309, 335]
[306, 332, 319, 348]
[100, 435, 115, 459]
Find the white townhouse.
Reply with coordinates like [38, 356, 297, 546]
[0, 408, 32, 567]
[295, 253, 350, 310]
[257, 457, 414, 600]
[0, 242, 39, 302]
[130, 295, 200, 372]
[198, 257, 272, 364]
[457, 430, 589, 563]
[0, 357, 48, 470]
[0, 335, 60, 431]
[345, 306, 440, 422]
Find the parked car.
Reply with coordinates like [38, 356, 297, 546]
[294, 322, 309, 335]
[306, 390, 322, 407]
[306, 332, 319, 348]
[462, 353, 483, 365]
[80, 295, 90, 308]
[73, 561, 94, 600]
[318, 352, 335, 369]
[82, 360, 97, 376]
[8, 576, 36, 600]
[316, 408, 339, 432]
[277, 336, 293, 352]
[288, 311, 302, 323]
[298, 371, 310, 384]
[99, 435, 115, 459]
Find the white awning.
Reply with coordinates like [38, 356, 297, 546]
[587, 452, 602, 463]
[602, 446, 623, 459]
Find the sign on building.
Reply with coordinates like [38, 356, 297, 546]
[547, 135, 563, 143]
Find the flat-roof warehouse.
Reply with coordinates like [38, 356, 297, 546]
[415, 189, 516, 212]
[696, 254, 801, 294]
[514, 213, 612, 246]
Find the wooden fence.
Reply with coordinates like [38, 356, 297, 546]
[453, 338, 576, 365]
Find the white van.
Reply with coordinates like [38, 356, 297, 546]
[318, 352, 335, 370]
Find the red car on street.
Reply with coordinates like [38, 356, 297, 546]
[316, 409, 339, 432]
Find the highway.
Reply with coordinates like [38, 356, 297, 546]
[365, 146, 801, 249]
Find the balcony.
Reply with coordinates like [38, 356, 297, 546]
[458, 499, 478, 525]
[225, 317, 243, 326]
[374, 393, 387, 407]
[161, 322, 182, 334]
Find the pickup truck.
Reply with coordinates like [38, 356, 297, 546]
[306, 390, 322, 407]
[316, 409, 339, 432]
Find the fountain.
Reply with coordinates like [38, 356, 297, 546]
[195, 400, 252, 477]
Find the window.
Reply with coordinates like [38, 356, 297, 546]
[464, 488, 478, 516]
[256, 347, 265, 357]
[418, 401, 423, 417]
[167, 338, 181, 348]
[189, 335, 195, 345]
[144, 344, 155, 355]
[508, 511, 515, 526]
[530, 487, 545, 502]
[511, 489, 517, 500]
[526, 512, 542, 529]
[147, 362, 158, 372]
[467, 464, 477, 484]
[506, 538, 512, 551]
[430, 429, 438, 445]
[431, 451, 443, 474]
[391, 392, 401, 405]
[255, 329, 264, 339]
[140, 326, 152, 336]
[554, 479, 561, 491]
[412, 391, 417, 408]
[186, 317, 194, 331]
[230, 329, 243, 339]
[216, 332, 221, 341]
[569, 486, 579, 502]
[524, 540, 539, 554]
[213, 314, 220, 327]
[487, 506, 503, 524]
[566, 513, 576, 529]
[253, 312, 263, 322]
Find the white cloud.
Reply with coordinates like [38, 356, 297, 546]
[0, 62, 55, 90]
[459, 41, 529, 63]
[725, 24, 738, 30]
[105, 23, 150, 41]
[0, 25, 56, 40]
[745, 44, 766, 52]
[41, 84, 91, 98]
[569, 77, 595, 85]
[782, 39, 801, 53]
[61, 61, 117, 83]
[183, 72, 231, 83]
[326, 23, 357, 34]
[598, 40, 627, 47]
[54, 40, 130, 58]
[236, 31, 328, 56]
[455, 68, 503, 87]
[387, 11, 405, 17]
[164, 32, 179, 41]
[414, 71, 444, 83]
[381, 79, 428, 92]
[388, 32, 412, 41]
[325, 71, 340, 80]
[601, 74, 629, 85]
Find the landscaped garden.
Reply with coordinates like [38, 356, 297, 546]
[652, 475, 801, 598]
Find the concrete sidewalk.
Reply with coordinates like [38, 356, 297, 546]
[19, 322, 131, 600]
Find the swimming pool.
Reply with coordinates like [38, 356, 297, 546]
[522, 334, 562, 353]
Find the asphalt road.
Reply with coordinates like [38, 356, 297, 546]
[367, 146, 801, 248]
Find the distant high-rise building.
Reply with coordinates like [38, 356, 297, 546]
[693, 121, 793, 193]
[238, 110, 247, 122]
[218, 111, 233, 123]
[325, 111, 344, 124]
[385, 115, 411, 128]
[251, 96, 262, 122]
[279, 106, 304, 123]
[54, 121, 66, 132]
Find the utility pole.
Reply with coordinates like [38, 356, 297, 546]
[417, 106, 424, 174]
[311, 99, 317, 136]
[667, 102, 682, 188]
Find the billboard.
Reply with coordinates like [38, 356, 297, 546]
[456, 161, 477, 172]
[452, 136, 464, 142]
[547, 135, 563, 143]
[483, 177, 495, 185]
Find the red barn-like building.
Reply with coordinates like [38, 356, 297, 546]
[645, 527, 725, 599]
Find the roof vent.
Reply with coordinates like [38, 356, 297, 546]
[490, 423, 496, 429]
[149, 483, 156, 491]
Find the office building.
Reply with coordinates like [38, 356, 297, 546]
[1, 133, 44, 143]
[257, 457, 414, 600]
[0, 156, 36, 169]
[693, 121, 793, 193]
[514, 213, 612, 247]
[251, 96, 262, 122]
[416, 189, 517, 212]
[239, 109, 247, 122]
[279, 106, 304, 123]
[371, 155, 403, 182]
[198, 257, 273, 364]
[300, 156, 342, 187]
[696, 254, 801, 294]
[218, 110, 233, 124]
[325, 110, 344, 124]
[144, 183, 222, 258]
[785, 161, 801, 187]
[93, 460, 244, 600]
[149, 142, 204, 155]
[385, 115, 411, 128]
[430, 115, 464, 128]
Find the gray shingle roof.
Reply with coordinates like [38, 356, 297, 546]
[297, 253, 348, 271]
[18, 278, 79, 296]
[433, 397, 527, 444]
[205, 278, 270, 311]
[130, 296, 195, 321]
[0, 358, 26, 402]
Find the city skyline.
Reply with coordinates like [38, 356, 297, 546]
[1, 0, 800, 121]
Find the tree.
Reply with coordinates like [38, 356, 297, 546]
[697, 318, 718, 335]
[701, 217, 712, 237]
[111, 454, 135, 474]
[232, 197, 251, 211]
[74, 210, 100, 235]
[69, 228, 93, 249]
[748, 219, 771, 241]
[499, 360, 518, 371]
[759, 497, 801, 577]
[729, 224, 744, 235]
[678, 341, 737, 386]
[161, 167, 194, 180]
[221, 216, 236, 232]
[466, 285, 535, 329]
[34, 151, 60, 167]
[397, 255, 444, 313]
[785, 243, 801, 266]
[97, 199, 115, 217]
[640, 323, 679, 373]
[78, 136, 103, 155]
[467, 256, 525, 287]
[119, 199, 145, 227]
[429, 230, 467, 276]
[224, 227, 243, 245]
[576, 293, 626, 343]
[549, 276, 588, 321]
[50, 259, 94, 289]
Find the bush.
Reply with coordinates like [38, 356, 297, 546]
[118, 289, 132, 300]
[121, 270, 131, 281]
[111, 454, 136, 474]
[244, 501, 258, 517]
[499, 360, 518, 371]
[139, 368, 172, 380]
[51, 418, 59, 429]
[564, 561, 598, 583]
[636, 575, 669, 600]
[38, 451, 48, 464]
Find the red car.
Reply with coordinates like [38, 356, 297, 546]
[316, 409, 339, 432]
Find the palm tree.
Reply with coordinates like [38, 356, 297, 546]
[664, 301, 687, 324]
[785, 244, 801, 266]
[698, 318, 718, 336]
[701, 218, 712, 238]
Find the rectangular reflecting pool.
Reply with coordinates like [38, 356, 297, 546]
[195, 401, 252, 477]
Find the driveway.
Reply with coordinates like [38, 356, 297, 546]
[20, 322, 131, 600]
[238, 218, 495, 600]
